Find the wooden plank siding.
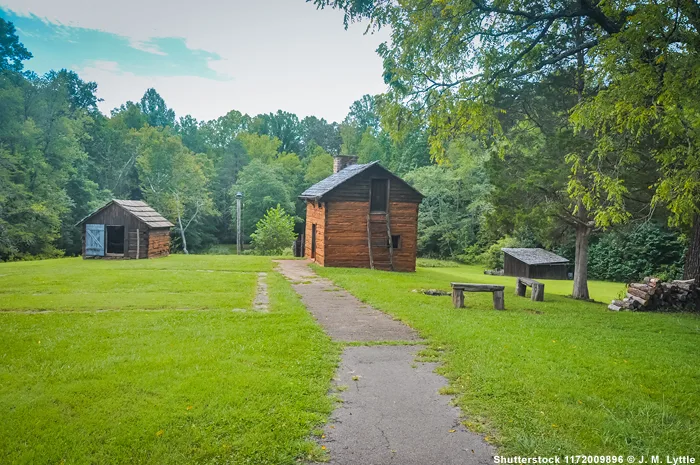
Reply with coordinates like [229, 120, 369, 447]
[322, 201, 418, 272]
[323, 164, 422, 204]
[304, 201, 326, 266]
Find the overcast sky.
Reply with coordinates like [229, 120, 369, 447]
[1, 0, 390, 123]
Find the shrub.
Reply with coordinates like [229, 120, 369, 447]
[588, 222, 686, 282]
[250, 206, 297, 256]
[478, 236, 524, 269]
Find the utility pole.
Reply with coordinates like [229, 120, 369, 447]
[236, 192, 243, 255]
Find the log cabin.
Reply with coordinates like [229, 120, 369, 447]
[299, 156, 423, 272]
[76, 200, 173, 259]
[501, 248, 569, 280]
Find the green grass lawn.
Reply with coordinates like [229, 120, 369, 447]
[314, 263, 700, 456]
[0, 256, 338, 464]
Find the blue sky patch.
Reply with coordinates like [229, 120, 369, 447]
[1, 8, 226, 80]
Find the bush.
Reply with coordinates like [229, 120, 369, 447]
[588, 222, 686, 282]
[478, 236, 524, 269]
[250, 206, 297, 256]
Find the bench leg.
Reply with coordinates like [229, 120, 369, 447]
[515, 278, 526, 297]
[493, 290, 505, 310]
[531, 283, 544, 302]
[452, 289, 465, 308]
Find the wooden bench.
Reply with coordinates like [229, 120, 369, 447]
[450, 283, 505, 310]
[515, 277, 545, 301]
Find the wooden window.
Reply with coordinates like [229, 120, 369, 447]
[370, 179, 388, 212]
[390, 235, 401, 249]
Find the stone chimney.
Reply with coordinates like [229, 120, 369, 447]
[333, 155, 359, 173]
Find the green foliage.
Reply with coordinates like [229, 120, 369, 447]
[140, 87, 175, 128]
[134, 126, 215, 251]
[304, 144, 334, 185]
[232, 160, 295, 240]
[250, 205, 297, 255]
[237, 132, 282, 163]
[404, 141, 491, 259]
[478, 236, 527, 270]
[0, 17, 32, 71]
[588, 223, 686, 283]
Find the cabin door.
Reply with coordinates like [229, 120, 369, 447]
[85, 224, 105, 256]
[311, 224, 317, 259]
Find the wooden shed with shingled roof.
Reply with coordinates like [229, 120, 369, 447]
[77, 199, 173, 259]
[299, 156, 423, 272]
[501, 247, 569, 280]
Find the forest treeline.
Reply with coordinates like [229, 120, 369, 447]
[0, 16, 691, 286]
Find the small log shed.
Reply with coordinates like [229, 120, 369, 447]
[76, 200, 174, 259]
[501, 248, 569, 280]
[299, 156, 423, 272]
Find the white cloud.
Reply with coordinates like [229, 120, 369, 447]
[3, 0, 391, 122]
[78, 57, 383, 123]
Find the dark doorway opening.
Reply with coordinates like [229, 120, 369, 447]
[106, 225, 125, 254]
[311, 224, 317, 259]
[370, 179, 388, 212]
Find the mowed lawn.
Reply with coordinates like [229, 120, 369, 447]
[0, 256, 338, 464]
[314, 263, 700, 456]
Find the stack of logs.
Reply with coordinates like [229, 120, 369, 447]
[608, 277, 699, 312]
[148, 232, 171, 258]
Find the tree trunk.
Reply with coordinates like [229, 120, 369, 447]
[178, 215, 189, 255]
[573, 223, 590, 300]
[683, 213, 700, 284]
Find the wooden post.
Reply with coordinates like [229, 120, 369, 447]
[452, 288, 465, 308]
[386, 179, 394, 271]
[367, 213, 374, 270]
[493, 290, 505, 310]
[136, 228, 140, 259]
[531, 282, 545, 301]
[236, 192, 242, 255]
[386, 212, 394, 271]
[515, 278, 526, 296]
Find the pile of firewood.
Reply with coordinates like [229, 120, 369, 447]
[608, 277, 699, 312]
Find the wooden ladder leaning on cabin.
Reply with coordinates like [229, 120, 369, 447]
[367, 179, 394, 271]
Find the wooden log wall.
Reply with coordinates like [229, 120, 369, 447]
[323, 201, 418, 272]
[127, 229, 148, 259]
[147, 229, 171, 258]
[304, 201, 326, 265]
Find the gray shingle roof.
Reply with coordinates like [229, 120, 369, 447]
[76, 199, 174, 228]
[501, 248, 569, 265]
[113, 200, 174, 228]
[299, 161, 380, 200]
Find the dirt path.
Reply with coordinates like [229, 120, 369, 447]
[275, 260, 494, 465]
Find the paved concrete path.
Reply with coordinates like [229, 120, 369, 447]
[275, 260, 494, 465]
[275, 260, 419, 342]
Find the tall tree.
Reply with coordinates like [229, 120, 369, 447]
[0, 18, 32, 71]
[300, 116, 342, 156]
[250, 110, 302, 154]
[314, 0, 689, 295]
[134, 126, 214, 253]
[140, 88, 175, 128]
